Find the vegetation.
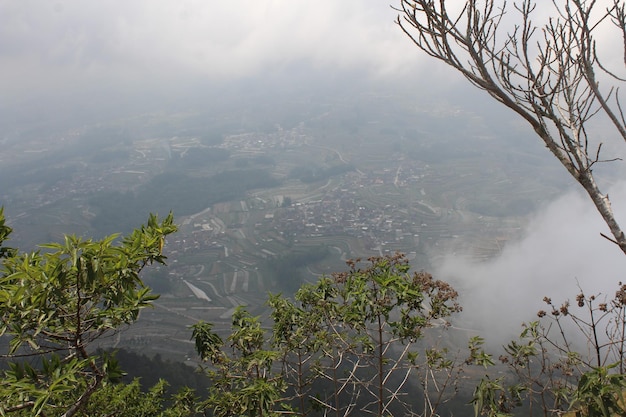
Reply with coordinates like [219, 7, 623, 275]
[471, 283, 626, 416]
[75, 379, 196, 417]
[2, 204, 626, 416]
[193, 253, 466, 417]
[0, 208, 177, 416]
[90, 169, 279, 236]
[192, 310, 285, 417]
[5, 2, 626, 413]
[111, 349, 211, 397]
[268, 254, 464, 417]
[191, 256, 626, 417]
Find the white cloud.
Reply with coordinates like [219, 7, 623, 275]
[2, 0, 622, 103]
[0, 0, 425, 98]
[437, 182, 626, 345]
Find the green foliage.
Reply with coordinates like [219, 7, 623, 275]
[0, 210, 177, 416]
[9, 196, 626, 417]
[331, 254, 461, 337]
[573, 364, 626, 417]
[0, 207, 15, 259]
[466, 336, 495, 369]
[267, 253, 463, 417]
[471, 376, 523, 417]
[192, 308, 287, 417]
[471, 284, 626, 417]
[78, 378, 196, 417]
[191, 322, 223, 364]
[191, 254, 464, 416]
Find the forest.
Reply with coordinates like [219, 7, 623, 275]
[89, 169, 280, 236]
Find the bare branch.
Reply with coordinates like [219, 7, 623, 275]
[397, 0, 626, 254]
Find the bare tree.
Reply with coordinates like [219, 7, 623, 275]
[396, 0, 626, 254]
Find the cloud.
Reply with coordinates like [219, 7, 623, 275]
[3, 0, 620, 108]
[0, 0, 425, 99]
[437, 182, 626, 345]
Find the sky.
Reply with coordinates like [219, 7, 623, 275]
[0, 1, 427, 104]
[1, 0, 454, 130]
[1, 0, 622, 106]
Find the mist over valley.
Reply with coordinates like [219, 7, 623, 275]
[2, 78, 613, 357]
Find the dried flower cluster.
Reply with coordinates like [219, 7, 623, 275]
[615, 282, 626, 306]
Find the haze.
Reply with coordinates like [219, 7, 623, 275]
[2, 0, 626, 348]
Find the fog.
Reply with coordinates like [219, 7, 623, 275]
[438, 181, 626, 345]
[3, 0, 621, 130]
[4, 0, 626, 349]
[0, 1, 437, 131]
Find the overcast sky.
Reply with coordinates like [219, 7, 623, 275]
[0, 1, 430, 103]
[3, 1, 623, 108]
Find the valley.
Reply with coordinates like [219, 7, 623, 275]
[0, 92, 570, 360]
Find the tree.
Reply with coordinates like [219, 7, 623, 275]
[77, 379, 196, 417]
[470, 284, 626, 416]
[396, 0, 626, 254]
[279, 253, 462, 417]
[296, 254, 460, 417]
[192, 309, 287, 417]
[193, 254, 465, 417]
[0, 210, 177, 416]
